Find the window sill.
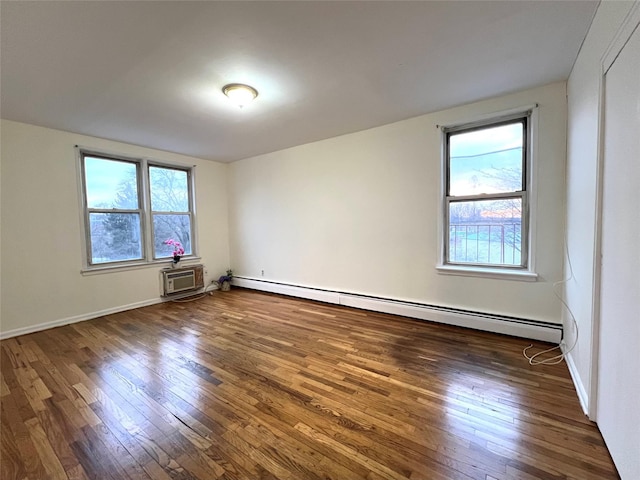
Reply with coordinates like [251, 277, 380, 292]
[81, 257, 202, 276]
[436, 264, 538, 282]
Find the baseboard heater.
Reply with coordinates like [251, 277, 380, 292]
[232, 276, 562, 343]
[162, 264, 204, 297]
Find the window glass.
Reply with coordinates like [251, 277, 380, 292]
[149, 166, 189, 212]
[449, 123, 523, 196]
[153, 215, 192, 258]
[88, 212, 142, 264]
[84, 157, 138, 209]
[448, 198, 522, 266]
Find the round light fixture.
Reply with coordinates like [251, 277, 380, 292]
[222, 83, 258, 108]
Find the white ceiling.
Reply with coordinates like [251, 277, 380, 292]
[1, 1, 598, 163]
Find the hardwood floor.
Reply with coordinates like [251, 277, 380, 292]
[1, 288, 618, 480]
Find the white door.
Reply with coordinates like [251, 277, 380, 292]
[597, 23, 640, 480]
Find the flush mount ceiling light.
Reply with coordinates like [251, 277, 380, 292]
[222, 83, 258, 108]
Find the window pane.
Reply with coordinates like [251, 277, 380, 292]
[88, 213, 142, 263]
[449, 122, 523, 196]
[153, 214, 192, 258]
[448, 198, 522, 266]
[84, 157, 138, 209]
[149, 166, 189, 212]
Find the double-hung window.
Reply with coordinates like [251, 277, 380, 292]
[149, 165, 194, 259]
[442, 112, 531, 271]
[80, 150, 195, 268]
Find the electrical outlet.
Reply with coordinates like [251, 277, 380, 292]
[261, 270, 264, 276]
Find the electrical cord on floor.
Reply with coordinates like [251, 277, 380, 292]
[523, 233, 580, 366]
[170, 292, 208, 303]
[169, 283, 221, 303]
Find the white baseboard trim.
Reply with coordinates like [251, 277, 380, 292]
[0, 298, 163, 340]
[1, 279, 563, 345]
[233, 278, 341, 304]
[562, 345, 590, 417]
[233, 277, 562, 343]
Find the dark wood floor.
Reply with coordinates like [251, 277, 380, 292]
[1, 288, 619, 480]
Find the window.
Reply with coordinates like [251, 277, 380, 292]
[80, 151, 195, 268]
[443, 112, 531, 270]
[149, 166, 193, 259]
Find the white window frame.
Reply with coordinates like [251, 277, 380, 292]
[77, 147, 198, 273]
[147, 161, 196, 261]
[437, 107, 538, 281]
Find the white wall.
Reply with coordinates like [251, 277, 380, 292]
[564, 0, 637, 415]
[229, 83, 567, 324]
[0, 120, 230, 336]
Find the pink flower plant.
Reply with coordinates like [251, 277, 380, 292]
[163, 239, 185, 262]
